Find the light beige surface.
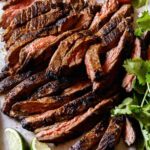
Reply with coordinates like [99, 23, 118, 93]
[0, 1, 149, 150]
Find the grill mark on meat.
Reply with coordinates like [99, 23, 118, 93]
[124, 117, 136, 146]
[35, 96, 118, 143]
[122, 38, 141, 92]
[89, 0, 119, 33]
[4, 0, 64, 36]
[21, 92, 97, 131]
[85, 44, 103, 82]
[58, 35, 99, 76]
[2, 71, 50, 115]
[102, 28, 134, 74]
[85, 19, 131, 84]
[96, 116, 125, 150]
[6, 7, 66, 46]
[11, 80, 91, 118]
[1, 0, 34, 29]
[0, 71, 32, 94]
[96, 4, 133, 36]
[70, 120, 108, 150]
[47, 31, 90, 77]
[30, 78, 72, 99]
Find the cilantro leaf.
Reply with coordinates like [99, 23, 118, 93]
[135, 11, 150, 37]
[123, 59, 150, 85]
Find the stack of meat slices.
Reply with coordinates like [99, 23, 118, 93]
[1, 0, 149, 149]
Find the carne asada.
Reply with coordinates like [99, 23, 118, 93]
[11, 80, 91, 117]
[96, 116, 125, 150]
[70, 120, 108, 150]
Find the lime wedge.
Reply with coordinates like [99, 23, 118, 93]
[5, 128, 25, 150]
[31, 138, 51, 150]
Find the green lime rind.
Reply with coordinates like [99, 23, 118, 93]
[5, 128, 25, 150]
[31, 138, 51, 150]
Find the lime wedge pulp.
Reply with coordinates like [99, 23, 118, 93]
[5, 128, 25, 150]
[31, 138, 51, 150]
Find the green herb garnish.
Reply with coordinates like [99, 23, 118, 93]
[112, 59, 150, 150]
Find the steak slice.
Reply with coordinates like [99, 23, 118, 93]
[69, 120, 108, 150]
[6, 7, 66, 46]
[96, 116, 125, 150]
[21, 92, 97, 131]
[47, 31, 90, 77]
[1, 0, 34, 29]
[0, 71, 32, 94]
[4, 0, 64, 37]
[96, 4, 133, 36]
[35, 96, 119, 143]
[2, 71, 50, 115]
[58, 35, 99, 76]
[11, 80, 91, 117]
[85, 19, 131, 84]
[89, 0, 119, 32]
[122, 38, 142, 92]
[124, 117, 136, 146]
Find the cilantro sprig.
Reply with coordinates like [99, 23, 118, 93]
[112, 59, 150, 150]
[134, 0, 150, 37]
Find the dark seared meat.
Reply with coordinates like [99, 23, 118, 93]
[122, 38, 141, 92]
[0, 71, 32, 94]
[10, 80, 91, 117]
[2, 71, 50, 115]
[58, 35, 99, 76]
[70, 120, 108, 150]
[85, 44, 103, 82]
[21, 92, 98, 131]
[0, 71, 10, 82]
[124, 118, 136, 146]
[6, 7, 66, 46]
[47, 31, 90, 77]
[102, 28, 134, 74]
[1, 0, 35, 29]
[4, 0, 64, 36]
[96, 4, 133, 36]
[96, 116, 125, 150]
[3, 0, 22, 9]
[35, 97, 118, 143]
[85, 19, 131, 85]
[89, 0, 119, 33]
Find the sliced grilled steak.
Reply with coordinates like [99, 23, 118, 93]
[122, 38, 141, 92]
[89, 0, 119, 33]
[96, 4, 133, 36]
[21, 92, 97, 131]
[124, 118, 136, 146]
[6, 7, 67, 46]
[47, 31, 90, 77]
[35, 96, 119, 143]
[70, 120, 108, 150]
[85, 19, 131, 84]
[58, 35, 99, 76]
[11, 80, 91, 117]
[96, 116, 125, 150]
[0, 71, 32, 94]
[4, 0, 64, 37]
[3, 0, 22, 9]
[1, 0, 34, 29]
[2, 71, 50, 115]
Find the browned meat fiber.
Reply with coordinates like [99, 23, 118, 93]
[1, 0, 35, 29]
[122, 38, 142, 92]
[96, 116, 124, 150]
[35, 96, 118, 143]
[2, 71, 50, 115]
[124, 117, 136, 146]
[70, 119, 108, 150]
[10, 80, 91, 118]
